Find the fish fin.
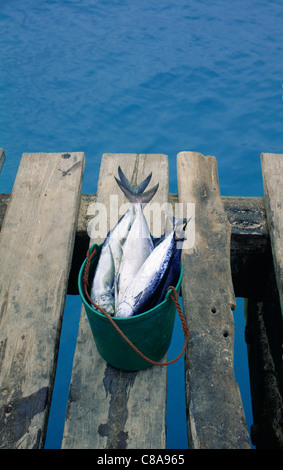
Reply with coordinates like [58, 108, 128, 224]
[117, 166, 152, 194]
[133, 291, 143, 306]
[165, 211, 191, 230]
[115, 177, 159, 205]
[116, 272, 120, 288]
[164, 211, 192, 241]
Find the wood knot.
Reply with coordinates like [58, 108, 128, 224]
[198, 183, 209, 200]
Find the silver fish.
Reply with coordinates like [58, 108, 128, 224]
[114, 172, 159, 307]
[90, 241, 116, 314]
[115, 217, 188, 318]
[90, 168, 154, 314]
[116, 204, 154, 306]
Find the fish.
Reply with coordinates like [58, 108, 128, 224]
[114, 170, 159, 306]
[90, 241, 116, 314]
[114, 177, 159, 207]
[115, 216, 189, 318]
[144, 219, 188, 310]
[90, 168, 156, 314]
[116, 203, 154, 307]
[149, 213, 190, 307]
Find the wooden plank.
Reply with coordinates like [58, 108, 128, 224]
[72, 194, 269, 299]
[0, 149, 5, 174]
[244, 272, 283, 448]
[0, 152, 85, 449]
[0, 193, 270, 249]
[66, 194, 270, 297]
[261, 153, 283, 317]
[0, 194, 10, 234]
[254, 152, 283, 448]
[0, 193, 272, 297]
[63, 194, 273, 298]
[62, 153, 169, 449]
[177, 151, 250, 449]
[223, 196, 271, 298]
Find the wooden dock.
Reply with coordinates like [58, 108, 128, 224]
[0, 151, 282, 449]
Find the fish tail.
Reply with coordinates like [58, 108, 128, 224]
[117, 166, 152, 195]
[115, 176, 159, 204]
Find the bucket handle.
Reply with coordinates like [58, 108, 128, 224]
[83, 246, 190, 367]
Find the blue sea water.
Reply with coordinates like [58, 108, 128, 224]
[1, 0, 283, 449]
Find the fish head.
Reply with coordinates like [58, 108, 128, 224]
[92, 293, 115, 316]
[174, 223, 186, 241]
[115, 301, 134, 318]
[173, 216, 192, 242]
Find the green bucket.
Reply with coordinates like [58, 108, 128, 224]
[78, 243, 184, 371]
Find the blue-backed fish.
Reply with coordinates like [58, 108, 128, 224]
[115, 216, 189, 318]
[144, 215, 189, 310]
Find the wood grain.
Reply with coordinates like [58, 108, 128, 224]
[0, 194, 271, 297]
[177, 151, 250, 449]
[0, 152, 85, 448]
[62, 153, 170, 449]
[261, 153, 283, 316]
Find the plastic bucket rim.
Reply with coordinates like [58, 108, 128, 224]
[78, 243, 183, 322]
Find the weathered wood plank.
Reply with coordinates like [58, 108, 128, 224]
[1, 193, 269, 246]
[177, 151, 250, 449]
[247, 152, 283, 448]
[0, 152, 85, 449]
[244, 270, 283, 448]
[67, 194, 270, 298]
[62, 153, 169, 449]
[0, 149, 5, 174]
[0, 193, 272, 297]
[223, 196, 271, 298]
[261, 153, 283, 317]
[67, 194, 271, 298]
[0, 194, 10, 233]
